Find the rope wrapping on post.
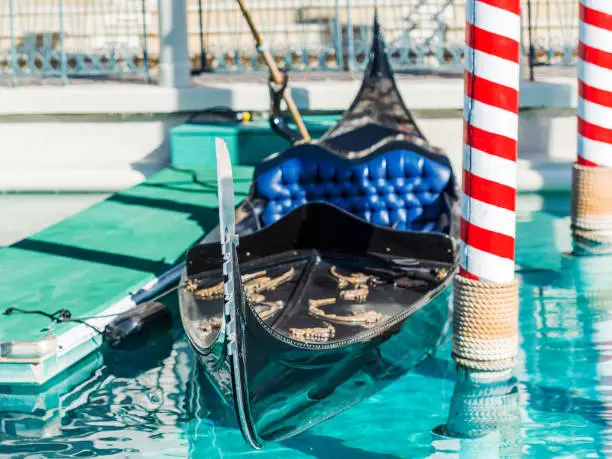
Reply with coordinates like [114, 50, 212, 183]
[456, 0, 521, 372]
[571, 164, 612, 252]
[453, 276, 519, 371]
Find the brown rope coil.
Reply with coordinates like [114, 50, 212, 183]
[452, 276, 519, 372]
[571, 164, 612, 251]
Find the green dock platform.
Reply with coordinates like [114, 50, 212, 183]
[0, 165, 254, 385]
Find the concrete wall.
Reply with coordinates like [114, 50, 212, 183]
[0, 75, 577, 192]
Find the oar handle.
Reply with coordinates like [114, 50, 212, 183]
[235, 0, 311, 141]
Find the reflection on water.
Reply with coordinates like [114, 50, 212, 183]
[2, 194, 612, 457]
[0, 325, 193, 457]
[435, 373, 522, 458]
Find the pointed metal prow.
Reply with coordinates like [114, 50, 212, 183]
[367, 8, 392, 78]
[214, 137, 237, 339]
[213, 137, 261, 449]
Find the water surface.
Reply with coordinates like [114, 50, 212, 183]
[1, 193, 610, 458]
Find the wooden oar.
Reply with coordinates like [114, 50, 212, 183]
[234, 0, 311, 141]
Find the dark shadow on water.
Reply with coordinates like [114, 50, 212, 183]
[282, 434, 401, 459]
[515, 264, 560, 287]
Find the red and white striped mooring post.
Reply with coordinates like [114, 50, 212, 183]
[452, 0, 520, 376]
[571, 0, 612, 254]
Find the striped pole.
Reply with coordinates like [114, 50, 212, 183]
[453, 0, 520, 373]
[577, 0, 612, 168]
[571, 0, 612, 253]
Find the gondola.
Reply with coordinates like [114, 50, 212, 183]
[179, 16, 460, 449]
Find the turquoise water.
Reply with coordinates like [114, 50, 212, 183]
[1, 193, 610, 458]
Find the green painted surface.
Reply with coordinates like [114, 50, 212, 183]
[170, 115, 340, 167]
[0, 166, 254, 343]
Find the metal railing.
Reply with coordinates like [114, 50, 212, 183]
[0, 0, 579, 85]
[523, 0, 578, 70]
[190, 0, 464, 72]
[0, 0, 152, 85]
[191, 0, 579, 74]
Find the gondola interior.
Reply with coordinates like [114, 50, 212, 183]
[182, 200, 456, 349]
[180, 12, 458, 351]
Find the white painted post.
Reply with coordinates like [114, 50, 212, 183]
[157, 0, 190, 88]
[570, 0, 612, 253]
[453, 0, 521, 375]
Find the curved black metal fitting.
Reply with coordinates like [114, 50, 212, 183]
[268, 70, 303, 143]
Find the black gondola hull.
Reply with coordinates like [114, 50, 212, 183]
[180, 202, 457, 447]
[188, 277, 451, 446]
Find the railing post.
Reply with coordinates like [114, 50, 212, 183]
[142, 0, 151, 83]
[58, 0, 67, 85]
[525, 0, 535, 81]
[453, 0, 521, 377]
[334, 0, 343, 69]
[570, 0, 612, 254]
[9, 0, 19, 86]
[345, 0, 355, 72]
[196, 0, 207, 73]
[157, 0, 190, 88]
[8, 0, 17, 86]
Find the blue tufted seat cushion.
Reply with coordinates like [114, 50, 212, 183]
[253, 148, 452, 232]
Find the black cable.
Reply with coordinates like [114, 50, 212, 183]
[4, 306, 104, 334]
[2, 282, 182, 335]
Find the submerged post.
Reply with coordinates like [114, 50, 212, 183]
[436, 369, 522, 456]
[454, 0, 521, 375]
[571, 0, 612, 253]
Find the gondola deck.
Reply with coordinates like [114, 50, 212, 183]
[183, 248, 453, 347]
[0, 165, 254, 385]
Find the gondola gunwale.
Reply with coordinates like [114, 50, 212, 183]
[186, 201, 457, 275]
[182, 251, 455, 353]
[181, 201, 457, 353]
